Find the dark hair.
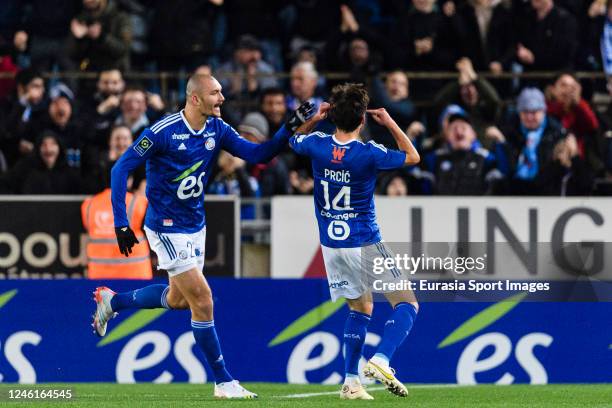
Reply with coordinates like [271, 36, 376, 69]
[16, 69, 43, 87]
[261, 87, 286, 102]
[328, 83, 369, 132]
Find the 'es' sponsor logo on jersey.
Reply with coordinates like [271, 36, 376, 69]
[172, 133, 190, 140]
[331, 146, 346, 163]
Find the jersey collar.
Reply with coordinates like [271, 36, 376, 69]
[332, 135, 358, 145]
[180, 109, 207, 135]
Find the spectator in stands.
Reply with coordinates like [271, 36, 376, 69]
[546, 73, 600, 164]
[285, 0, 342, 57]
[453, 0, 514, 73]
[68, 0, 132, 71]
[217, 35, 278, 100]
[223, 0, 285, 71]
[369, 71, 419, 148]
[84, 125, 145, 193]
[515, 0, 577, 72]
[434, 58, 502, 145]
[0, 130, 82, 194]
[537, 134, 594, 195]
[287, 61, 324, 111]
[601, 0, 612, 75]
[36, 84, 85, 169]
[423, 114, 501, 195]
[1, 69, 46, 165]
[7, 0, 79, 71]
[391, 0, 458, 98]
[80, 69, 127, 148]
[323, 5, 384, 84]
[148, 0, 221, 72]
[81, 69, 126, 118]
[118, 0, 151, 71]
[113, 86, 165, 139]
[489, 87, 566, 194]
[0, 55, 18, 104]
[208, 150, 259, 219]
[260, 88, 287, 134]
[378, 170, 416, 196]
[238, 112, 290, 196]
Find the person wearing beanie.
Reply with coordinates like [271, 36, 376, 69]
[239, 112, 290, 196]
[488, 87, 567, 195]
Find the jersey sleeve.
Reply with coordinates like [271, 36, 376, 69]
[368, 141, 406, 170]
[111, 128, 164, 228]
[220, 120, 292, 163]
[288, 132, 317, 156]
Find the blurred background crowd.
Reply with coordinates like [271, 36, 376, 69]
[1, 0, 612, 202]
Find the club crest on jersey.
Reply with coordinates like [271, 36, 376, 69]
[331, 146, 346, 163]
[134, 136, 153, 156]
[205, 137, 216, 150]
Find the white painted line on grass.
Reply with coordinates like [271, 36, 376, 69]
[275, 384, 460, 399]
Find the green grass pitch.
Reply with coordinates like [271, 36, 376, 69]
[1, 383, 610, 407]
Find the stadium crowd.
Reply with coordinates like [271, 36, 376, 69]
[1, 0, 612, 199]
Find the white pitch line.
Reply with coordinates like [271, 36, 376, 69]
[275, 384, 460, 399]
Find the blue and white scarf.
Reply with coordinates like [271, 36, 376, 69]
[516, 117, 547, 180]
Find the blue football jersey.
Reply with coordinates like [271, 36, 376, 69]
[289, 132, 406, 248]
[112, 110, 290, 233]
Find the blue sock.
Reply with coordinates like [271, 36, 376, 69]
[343, 310, 371, 377]
[375, 303, 418, 362]
[191, 320, 233, 384]
[110, 284, 170, 312]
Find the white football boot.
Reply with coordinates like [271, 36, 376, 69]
[363, 359, 408, 397]
[92, 286, 117, 337]
[214, 380, 258, 399]
[340, 378, 374, 400]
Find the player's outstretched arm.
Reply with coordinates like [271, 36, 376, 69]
[222, 102, 316, 163]
[367, 108, 420, 165]
[111, 130, 159, 256]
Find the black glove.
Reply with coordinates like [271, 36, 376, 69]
[285, 101, 316, 132]
[115, 226, 139, 257]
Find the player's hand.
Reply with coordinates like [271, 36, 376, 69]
[286, 101, 316, 132]
[115, 226, 139, 257]
[367, 108, 394, 127]
[313, 102, 330, 122]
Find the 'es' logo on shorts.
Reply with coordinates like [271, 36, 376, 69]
[331, 146, 346, 163]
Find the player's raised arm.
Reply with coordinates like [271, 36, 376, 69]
[220, 101, 316, 163]
[111, 129, 161, 256]
[367, 108, 420, 165]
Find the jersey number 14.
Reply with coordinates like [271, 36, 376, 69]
[320, 180, 353, 211]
